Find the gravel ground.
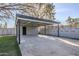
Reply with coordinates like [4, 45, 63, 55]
[19, 35, 79, 56]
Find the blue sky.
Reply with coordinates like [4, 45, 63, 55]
[55, 3, 79, 24]
[3, 3, 79, 28]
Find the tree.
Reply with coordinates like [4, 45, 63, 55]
[0, 23, 2, 28]
[0, 3, 55, 28]
[17, 3, 55, 20]
[66, 16, 73, 27]
[73, 18, 79, 27]
[0, 3, 55, 20]
[66, 16, 79, 27]
[4, 21, 7, 28]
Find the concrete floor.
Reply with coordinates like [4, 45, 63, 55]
[19, 35, 79, 56]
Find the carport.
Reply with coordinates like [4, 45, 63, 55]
[16, 14, 60, 44]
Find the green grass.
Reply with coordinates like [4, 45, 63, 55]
[0, 36, 21, 56]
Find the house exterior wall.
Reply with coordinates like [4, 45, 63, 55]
[18, 25, 38, 36]
[26, 27, 38, 35]
[16, 24, 38, 43]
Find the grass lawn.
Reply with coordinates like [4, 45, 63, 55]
[0, 36, 21, 56]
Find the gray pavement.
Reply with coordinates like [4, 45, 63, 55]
[19, 35, 79, 56]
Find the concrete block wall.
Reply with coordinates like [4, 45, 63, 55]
[45, 27, 79, 39]
[20, 25, 38, 36]
[26, 27, 38, 35]
[59, 27, 79, 39]
[46, 27, 58, 36]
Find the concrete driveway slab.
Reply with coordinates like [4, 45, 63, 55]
[19, 35, 79, 56]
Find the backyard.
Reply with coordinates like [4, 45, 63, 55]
[0, 3, 79, 56]
[0, 36, 21, 56]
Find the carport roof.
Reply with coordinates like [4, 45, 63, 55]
[16, 14, 60, 24]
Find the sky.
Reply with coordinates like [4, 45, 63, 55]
[54, 3, 79, 24]
[2, 3, 79, 28]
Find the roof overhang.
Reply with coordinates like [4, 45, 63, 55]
[16, 14, 60, 26]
